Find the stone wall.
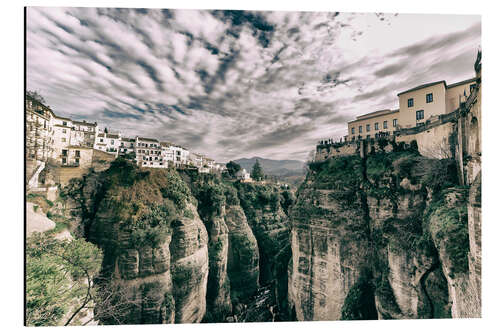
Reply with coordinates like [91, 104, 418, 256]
[315, 142, 358, 161]
[396, 121, 456, 159]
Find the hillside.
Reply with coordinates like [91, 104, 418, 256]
[233, 157, 306, 185]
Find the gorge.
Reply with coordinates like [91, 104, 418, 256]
[27, 133, 481, 324]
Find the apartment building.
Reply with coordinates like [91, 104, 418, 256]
[135, 137, 165, 168]
[52, 115, 73, 163]
[346, 77, 477, 140]
[25, 95, 55, 162]
[70, 120, 98, 148]
[94, 132, 121, 156]
[347, 109, 399, 141]
[170, 144, 189, 167]
[189, 153, 204, 168]
[160, 142, 174, 167]
[119, 137, 136, 156]
[397, 78, 476, 128]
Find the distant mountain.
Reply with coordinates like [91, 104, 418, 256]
[233, 157, 306, 185]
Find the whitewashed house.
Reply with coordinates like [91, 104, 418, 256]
[94, 132, 121, 156]
[70, 120, 98, 148]
[160, 142, 174, 167]
[236, 168, 251, 181]
[135, 137, 165, 168]
[26, 95, 55, 163]
[170, 144, 190, 167]
[52, 116, 73, 164]
[189, 153, 204, 168]
[119, 137, 136, 156]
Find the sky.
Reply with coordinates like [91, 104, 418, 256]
[26, 7, 481, 162]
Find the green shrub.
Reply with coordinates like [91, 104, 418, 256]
[426, 194, 469, 274]
[341, 270, 378, 320]
[129, 203, 176, 248]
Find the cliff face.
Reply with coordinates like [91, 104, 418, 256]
[288, 144, 480, 320]
[236, 182, 293, 320]
[56, 161, 293, 325]
[184, 174, 292, 322]
[83, 163, 209, 324]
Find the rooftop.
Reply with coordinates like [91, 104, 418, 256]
[397, 80, 446, 96]
[348, 109, 399, 124]
[447, 77, 476, 89]
[397, 77, 475, 96]
[54, 115, 73, 121]
[73, 120, 97, 126]
[137, 137, 158, 142]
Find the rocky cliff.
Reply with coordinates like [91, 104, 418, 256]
[52, 159, 293, 325]
[288, 142, 481, 320]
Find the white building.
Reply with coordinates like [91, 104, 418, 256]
[52, 115, 73, 163]
[26, 95, 55, 163]
[135, 137, 165, 168]
[170, 144, 190, 167]
[160, 142, 174, 167]
[119, 137, 136, 156]
[214, 163, 227, 173]
[236, 168, 251, 181]
[70, 120, 98, 148]
[188, 153, 204, 168]
[94, 132, 121, 156]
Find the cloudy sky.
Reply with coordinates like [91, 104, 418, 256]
[26, 7, 480, 162]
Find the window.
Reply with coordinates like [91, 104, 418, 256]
[393, 119, 397, 127]
[62, 129, 66, 133]
[63, 121, 67, 126]
[62, 158, 67, 164]
[111, 140, 114, 144]
[75, 150, 80, 157]
[416, 110, 425, 120]
[75, 158, 80, 165]
[351, 127, 355, 134]
[352, 137, 355, 142]
[366, 124, 370, 132]
[408, 98, 414, 107]
[359, 125, 363, 133]
[100, 138, 104, 143]
[374, 122, 379, 130]
[61, 138, 66, 142]
[426, 93, 433, 103]
[366, 135, 370, 139]
[470, 84, 476, 92]
[383, 120, 388, 129]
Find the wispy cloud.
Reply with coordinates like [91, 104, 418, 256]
[27, 8, 480, 161]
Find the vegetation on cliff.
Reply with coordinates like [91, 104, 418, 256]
[26, 233, 102, 326]
[291, 141, 467, 320]
[91, 157, 193, 251]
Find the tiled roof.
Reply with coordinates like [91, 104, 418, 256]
[137, 137, 159, 142]
[55, 115, 73, 121]
[447, 77, 476, 89]
[397, 80, 446, 96]
[73, 120, 97, 126]
[348, 109, 399, 124]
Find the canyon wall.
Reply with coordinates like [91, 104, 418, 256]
[288, 143, 481, 320]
